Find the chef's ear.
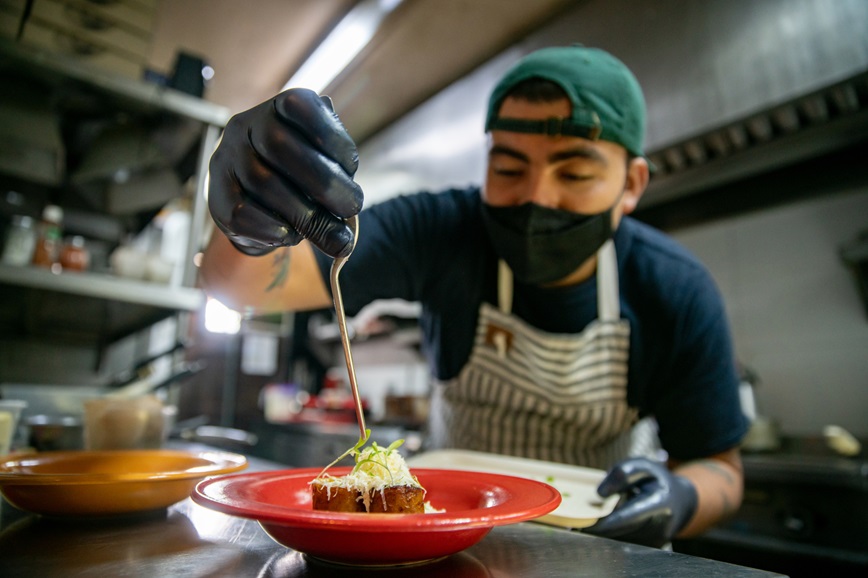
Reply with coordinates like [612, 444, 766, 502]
[621, 155, 649, 215]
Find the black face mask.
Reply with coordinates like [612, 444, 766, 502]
[481, 201, 615, 285]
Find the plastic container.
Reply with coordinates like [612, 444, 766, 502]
[1, 215, 37, 265]
[83, 395, 168, 450]
[0, 399, 28, 456]
[110, 245, 147, 279]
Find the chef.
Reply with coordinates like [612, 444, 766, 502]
[200, 45, 749, 548]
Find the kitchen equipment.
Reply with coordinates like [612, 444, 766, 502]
[329, 213, 366, 441]
[0, 449, 247, 517]
[0, 385, 98, 419]
[737, 365, 782, 453]
[673, 436, 868, 577]
[3, 357, 199, 452]
[0, 365, 192, 424]
[25, 415, 84, 451]
[104, 340, 189, 390]
[823, 424, 862, 457]
[742, 416, 781, 452]
[0, 339, 193, 418]
[106, 360, 203, 399]
[192, 467, 561, 566]
[1, 215, 37, 265]
[0, 400, 27, 456]
[179, 425, 258, 450]
[82, 395, 168, 450]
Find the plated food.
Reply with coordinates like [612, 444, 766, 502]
[193, 466, 561, 566]
[191, 433, 560, 565]
[310, 439, 435, 514]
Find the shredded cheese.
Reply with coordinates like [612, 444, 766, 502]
[314, 443, 422, 495]
[311, 439, 442, 512]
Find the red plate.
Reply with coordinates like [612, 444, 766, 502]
[192, 467, 561, 567]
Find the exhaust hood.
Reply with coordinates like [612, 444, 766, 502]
[641, 70, 868, 213]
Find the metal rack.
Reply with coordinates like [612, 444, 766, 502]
[0, 263, 204, 311]
[0, 38, 228, 381]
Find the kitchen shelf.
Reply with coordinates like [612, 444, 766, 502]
[0, 37, 225, 380]
[0, 263, 206, 347]
[0, 38, 231, 127]
[0, 263, 204, 311]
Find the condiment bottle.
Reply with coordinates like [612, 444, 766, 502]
[1, 215, 37, 265]
[60, 235, 90, 271]
[31, 204, 63, 270]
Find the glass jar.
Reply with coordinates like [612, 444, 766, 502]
[60, 236, 90, 272]
[32, 205, 63, 269]
[1, 215, 37, 265]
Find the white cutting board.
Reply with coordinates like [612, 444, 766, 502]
[408, 449, 617, 528]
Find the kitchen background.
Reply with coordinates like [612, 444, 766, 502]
[1, 0, 867, 575]
[348, 0, 868, 440]
[0, 0, 865, 452]
[0, 0, 864, 438]
[174, 0, 868, 441]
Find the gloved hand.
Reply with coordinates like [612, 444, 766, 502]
[208, 88, 363, 257]
[583, 457, 698, 548]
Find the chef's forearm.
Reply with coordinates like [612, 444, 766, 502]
[198, 232, 331, 313]
[672, 448, 744, 537]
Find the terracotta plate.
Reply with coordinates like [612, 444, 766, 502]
[0, 449, 247, 517]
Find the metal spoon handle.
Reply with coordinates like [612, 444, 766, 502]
[329, 214, 366, 440]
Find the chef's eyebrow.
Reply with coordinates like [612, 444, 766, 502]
[549, 146, 608, 166]
[489, 144, 529, 162]
[488, 144, 608, 166]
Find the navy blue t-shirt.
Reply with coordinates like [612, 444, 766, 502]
[315, 187, 748, 461]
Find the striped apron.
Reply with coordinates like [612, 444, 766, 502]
[429, 240, 650, 470]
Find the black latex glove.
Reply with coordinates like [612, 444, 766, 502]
[208, 88, 363, 257]
[583, 457, 698, 548]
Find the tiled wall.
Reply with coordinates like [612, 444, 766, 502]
[672, 189, 868, 438]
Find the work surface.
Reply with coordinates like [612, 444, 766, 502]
[0, 447, 786, 578]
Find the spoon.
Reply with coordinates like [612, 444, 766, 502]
[329, 214, 367, 441]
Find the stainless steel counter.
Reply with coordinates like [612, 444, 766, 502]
[0, 447, 787, 578]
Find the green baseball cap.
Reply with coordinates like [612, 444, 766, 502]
[485, 45, 648, 158]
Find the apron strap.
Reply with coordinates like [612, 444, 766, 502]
[498, 260, 513, 314]
[494, 260, 514, 358]
[597, 239, 620, 321]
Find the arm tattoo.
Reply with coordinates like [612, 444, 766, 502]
[718, 492, 735, 515]
[696, 460, 737, 485]
[696, 460, 740, 516]
[265, 250, 290, 292]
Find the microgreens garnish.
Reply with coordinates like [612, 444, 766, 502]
[315, 431, 406, 482]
